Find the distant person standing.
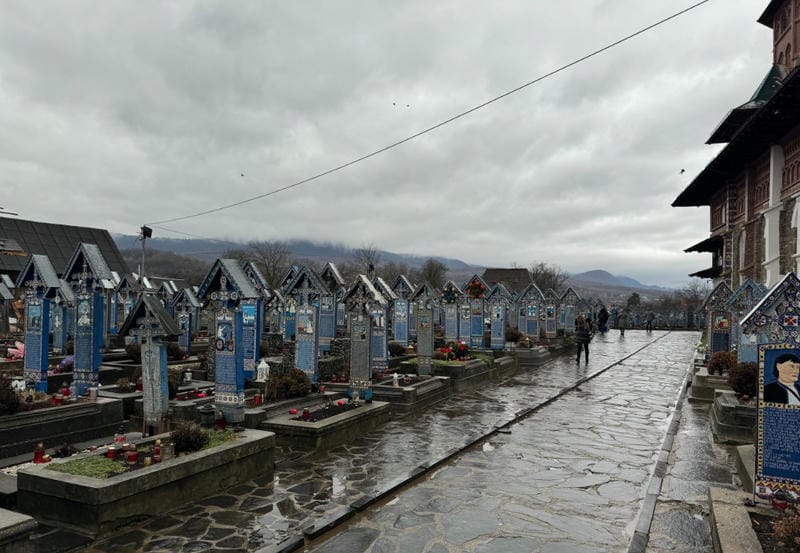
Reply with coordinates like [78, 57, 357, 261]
[598, 307, 609, 334]
[646, 311, 655, 332]
[575, 315, 593, 363]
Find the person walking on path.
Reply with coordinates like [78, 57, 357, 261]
[575, 315, 593, 363]
[618, 309, 630, 337]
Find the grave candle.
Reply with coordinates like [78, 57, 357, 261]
[302, 407, 310, 421]
[107, 446, 117, 459]
[33, 443, 45, 464]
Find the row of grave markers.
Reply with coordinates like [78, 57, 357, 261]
[697, 274, 800, 501]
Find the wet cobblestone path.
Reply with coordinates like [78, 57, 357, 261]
[68, 330, 699, 553]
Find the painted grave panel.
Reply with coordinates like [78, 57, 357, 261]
[177, 312, 192, 355]
[350, 318, 370, 381]
[470, 298, 484, 348]
[215, 310, 245, 423]
[73, 292, 104, 396]
[459, 303, 471, 342]
[370, 309, 388, 376]
[319, 294, 335, 352]
[756, 343, 800, 498]
[545, 305, 557, 337]
[295, 305, 318, 384]
[416, 310, 434, 375]
[444, 304, 458, 342]
[51, 301, 66, 355]
[141, 336, 168, 425]
[394, 300, 409, 346]
[490, 303, 505, 350]
[525, 305, 539, 336]
[23, 298, 50, 391]
[241, 300, 258, 379]
[284, 300, 296, 340]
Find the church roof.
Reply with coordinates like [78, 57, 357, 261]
[480, 268, 532, 295]
[674, 63, 800, 207]
[0, 217, 127, 278]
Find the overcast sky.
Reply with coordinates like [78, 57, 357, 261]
[0, 1, 773, 287]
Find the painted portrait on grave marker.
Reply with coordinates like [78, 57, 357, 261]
[242, 304, 256, 326]
[216, 319, 233, 351]
[27, 304, 41, 329]
[756, 344, 800, 500]
[77, 297, 91, 327]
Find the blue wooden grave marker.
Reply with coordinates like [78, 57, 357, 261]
[518, 283, 544, 338]
[391, 275, 415, 346]
[560, 287, 580, 336]
[285, 266, 326, 385]
[486, 283, 512, 350]
[740, 273, 800, 501]
[411, 282, 437, 376]
[441, 280, 462, 342]
[197, 259, 259, 423]
[344, 276, 387, 393]
[464, 275, 489, 348]
[16, 255, 60, 392]
[702, 281, 734, 354]
[543, 289, 560, 339]
[62, 243, 114, 396]
[726, 279, 768, 363]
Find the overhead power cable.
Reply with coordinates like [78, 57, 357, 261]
[148, 0, 711, 227]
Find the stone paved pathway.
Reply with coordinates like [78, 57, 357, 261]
[306, 331, 700, 553]
[30, 330, 698, 552]
[644, 398, 735, 553]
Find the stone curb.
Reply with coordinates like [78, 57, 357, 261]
[627, 345, 695, 553]
[708, 486, 763, 553]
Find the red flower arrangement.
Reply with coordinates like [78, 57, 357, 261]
[465, 280, 487, 299]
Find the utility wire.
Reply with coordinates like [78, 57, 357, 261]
[148, 0, 711, 227]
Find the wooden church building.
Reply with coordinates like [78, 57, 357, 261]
[674, 0, 800, 290]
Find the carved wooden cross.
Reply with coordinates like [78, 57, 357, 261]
[24, 268, 45, 299]
[293, 277, 318, 306]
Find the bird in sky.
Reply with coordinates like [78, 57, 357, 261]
[679, 169, 685, 174]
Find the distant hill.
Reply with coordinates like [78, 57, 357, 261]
[113, 235, 669, 300]
[112, 234, 476, 272]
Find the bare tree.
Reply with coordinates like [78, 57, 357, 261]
[352, 242, 382, 278]
[223, 248, 250, 264]
[247, 240, 292, 289]
[678, 278, 711, 309]
[413, 258, 448, 290]
[379, 261, 412, 285]
[528, 261, 569, 292]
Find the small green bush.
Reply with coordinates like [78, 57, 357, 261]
[707, 351, 736, 375]
[728, 362, 757, 400]
[504, 326, 522, 343]
[0, 375, 20, 417]
[171, 422, 209, 454]
[388, 342, 407, 357]
[268, 369, 311, 400]
[773, 513, 800, 546]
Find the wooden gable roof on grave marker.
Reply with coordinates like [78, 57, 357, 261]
[441, 280, 463, 304]
[196, 258, 260, 301]
[15, 254, 61, 298]
[410, 281, 439, 302]
[486, 282, 513, 303]
[520, 282, 545, 301]
[725, 279, 768, 313]
[560, 287, 581, 304]
[701, 281, 734, 312]
[171, 287, 202, 310]
[119, 294, 182, 338]
[284, 265, 326, 301]
[0, 281, 12, 301]
[344, 274, 387, 312]
[740, 272, 800, 342]
[544, 288, 561, 304]
[1, 274, 14, 289]
[267, 289, 286, 308]
[62, 242, 116, 289]
[279, 265, 299, 292]
[242, 261, 271, 300]
[320, 263, 345, 291]
[114, 273, 145, 295]
[372, 276, 397, 302]
[391, 274, 415, 295]
[56, 279, 74, 305]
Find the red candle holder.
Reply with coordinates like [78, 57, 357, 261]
[302, 407, 311, 421]
[125, 449, 138, 465]
[107, 446, 117, 459]
[254, 393, 262, 406]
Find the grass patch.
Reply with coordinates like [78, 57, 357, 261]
[44, 430, 239, 479]
[47, 455, 127, 478]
